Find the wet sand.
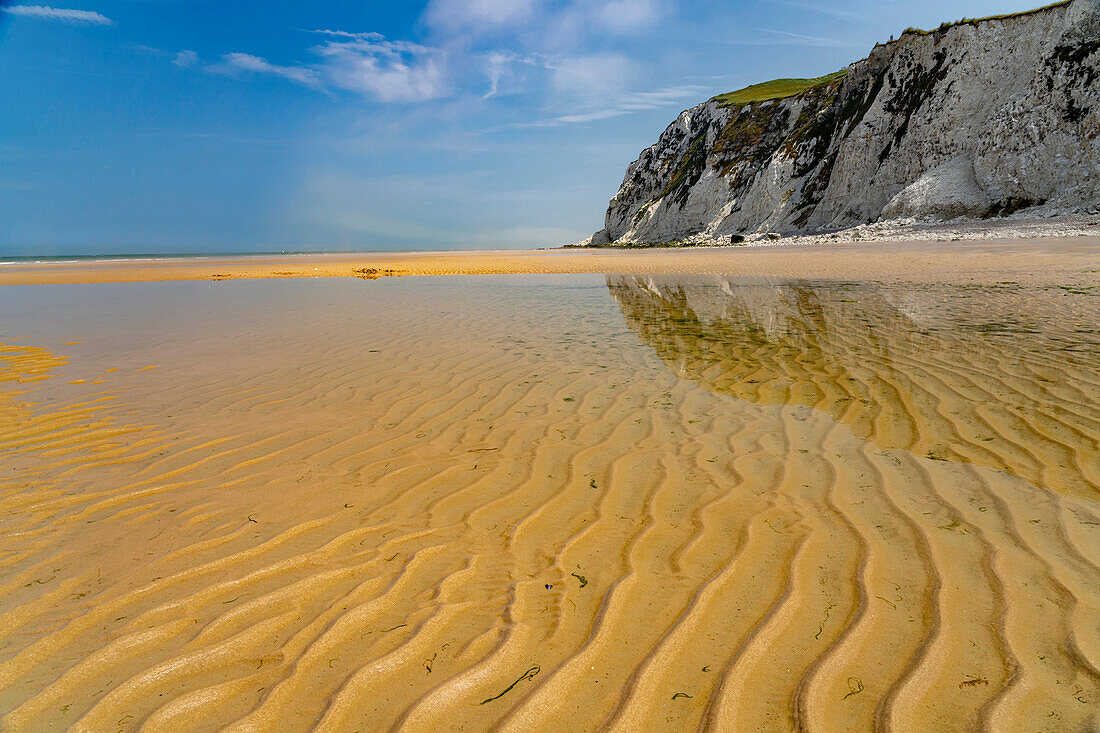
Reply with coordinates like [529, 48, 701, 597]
[0, 244, 1098, 732]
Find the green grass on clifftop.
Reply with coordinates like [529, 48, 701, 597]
[712, 70, 848, 108]
[897, 0, 1072, 37]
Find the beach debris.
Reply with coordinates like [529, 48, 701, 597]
[571, 573, 588, 588]
[352, 268, 401, 279]
[479, 666, 541, 705]
[545, 584, 553, 590]
[815, 604, 835, 639]
[589, 478, 598, 489]
[672, 692, 693, 700]
[425, 653, 437, 674]
[959, 676, 989, 688]
[843, 677, 864, 699]
[938, 517, 961, 532]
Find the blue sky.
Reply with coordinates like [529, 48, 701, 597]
[0, 0, 1048, 254]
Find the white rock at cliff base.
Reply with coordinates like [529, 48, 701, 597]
[881, 157, 993, 221]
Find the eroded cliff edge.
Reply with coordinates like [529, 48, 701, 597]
[590, 0, 1100, 245]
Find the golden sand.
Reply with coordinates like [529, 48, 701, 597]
[0, 244, 1097, 732]
[0, 238, 1099, 287]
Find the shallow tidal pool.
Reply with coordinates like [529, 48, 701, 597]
[0, 272, 1097, 732]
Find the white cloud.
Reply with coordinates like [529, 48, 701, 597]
[179, 0, 674, 109]
[195, 32, 449, 102]
[1, 5, 113, 25]
[483, 52, 510, 99]
[423, 0, 540, 35]
[752, 28, 860, 48]
[315, 37, 449, 102]
[767, 0, 869, 23]
[551, 54, 634, 98]
[216, 53, 322, 88]
[306, 29, 385, 41]
[523, 84, 704, 126]
[536, 0, 667, 50]
[421, 0, 664, 45]
[481, 51, 536, 99]
[591, 0, 664, 32]
[176, 0, 674, 106]
[173, 50, 199, 68]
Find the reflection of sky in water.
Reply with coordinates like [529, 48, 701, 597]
[607, 275, 1100, 498]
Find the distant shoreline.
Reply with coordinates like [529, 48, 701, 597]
[0, 247, 530, 266]
[1, 237, 1098, 288]
[7, 214, 1096, 270]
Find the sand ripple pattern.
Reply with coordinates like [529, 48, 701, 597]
[0, 276, 1097, 732]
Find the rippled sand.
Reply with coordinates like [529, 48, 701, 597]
[0, 258, 1098, 731]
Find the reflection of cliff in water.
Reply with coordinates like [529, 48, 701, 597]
[607, 275, 1100, 498]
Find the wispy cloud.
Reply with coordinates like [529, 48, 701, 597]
[213, 53, 323, 88]
[522, 84, 705, 126]
[482, 51, 530, 99]
[314, 36, 449, 102]
[477, 50, 536, 99]
[423, 0, 540, 35]
[767, 0, 870, 24]
[753, 27, 860, 48]
[592, 0, 665, 33]
[550, 53, 635, 99]
[197, 32, 450, 102]
[304, 29, 385, 42]
[1, 4, 113, 25]
[173, 50, 199, 68]
[423, 0, 666, 47]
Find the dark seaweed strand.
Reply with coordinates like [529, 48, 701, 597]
[479, 666, 541, 705]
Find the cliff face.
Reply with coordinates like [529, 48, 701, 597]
[593, 0, 1100, 243]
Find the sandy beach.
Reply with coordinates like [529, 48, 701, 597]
[0, 242, 1097, 731]
[5, 0, 1099, 726]
[2, 238, 1100, 287]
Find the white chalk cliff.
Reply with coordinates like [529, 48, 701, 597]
[591, 0, 1100, 244]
